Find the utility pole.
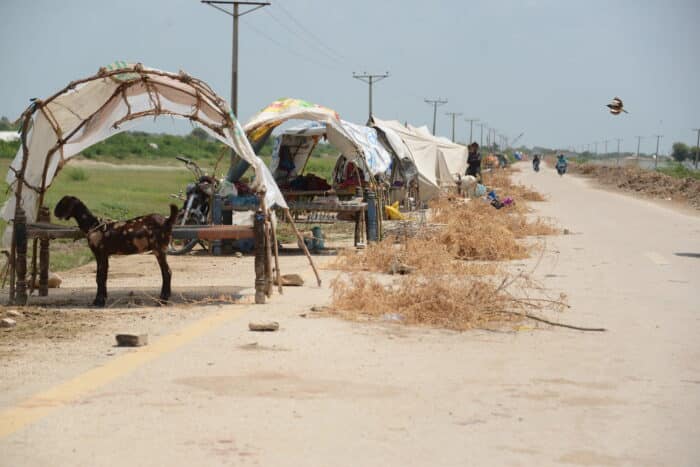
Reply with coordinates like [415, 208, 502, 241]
[478, 123, 486, 148]
[654, 134, 663, 170]
[202, 0, 270, 117]
[464, 118, 478, 144]
[693, 128, 700, 169]
[352, 72, 390, 121]
[615, 138, 622, 166]
[425, 98, 447, 135]
[635, 136, 643, 159]
[445, 111, 462, 142]
[604, 139, 610, 158]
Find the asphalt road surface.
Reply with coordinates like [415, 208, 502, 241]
[1, 165, 699, 466]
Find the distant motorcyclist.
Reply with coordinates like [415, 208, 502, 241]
[555, 154, 568, 175]
[532, 154, 541, 172]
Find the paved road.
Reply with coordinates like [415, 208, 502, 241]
[1, 165, 699, 466]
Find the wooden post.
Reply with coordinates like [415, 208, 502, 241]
[38, 206, 50, 296]
[269, 214, 283, 294]
[253, 209, 266, 304]
[14, 207, 28, 305]
[264, 214, 273, 298]
[283, 209, 322, 286]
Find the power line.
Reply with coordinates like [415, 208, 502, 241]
[264, 8, 343, 65]
[445, 111, 462, 142]
[242, 20, 341, 72]
[425, 98, 447, 135]
[353, 72, 390, 121]
[274, 2, 347, 62]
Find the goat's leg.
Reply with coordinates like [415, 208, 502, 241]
[94, 254, 108, 307]
[155, 250, 172, 304]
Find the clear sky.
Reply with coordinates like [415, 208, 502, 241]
[1, 0, 699, 154]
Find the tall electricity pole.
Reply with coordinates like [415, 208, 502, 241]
[352, 72, 390, 121]
[615, 138, 623, 166]
[202, 0, 270, 117]
[464, 118, 478, 145]
[478, 123, 486, 147]
[425, 98, 447, 135]
[444, 111, 462, 142]
[693, 128, 700, 169]
[635, 136, 643, 159]
[603, 139, 610, 158]
[654, 134, 663, 170]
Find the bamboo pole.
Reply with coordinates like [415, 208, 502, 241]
[283, 208, 321, 286]
[269, 213, 283, 294]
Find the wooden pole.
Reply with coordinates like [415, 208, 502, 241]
[38, 206, 50, 296]
[13, 207, 28, 305]
[262, 203, 273, 298]
[269, 213, 283, 294]
[283, 208, 321, 286]
[253, 209, 266, 304]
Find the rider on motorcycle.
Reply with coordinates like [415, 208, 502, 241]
[555, 154, 568, 174]
[532, 154, 541, 171]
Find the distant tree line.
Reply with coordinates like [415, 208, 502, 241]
[671, 142, 700, 162]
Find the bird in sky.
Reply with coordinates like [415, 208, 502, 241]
[606, 97, 628, 115]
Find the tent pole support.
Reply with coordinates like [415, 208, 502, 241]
[284, 209, 321, 286]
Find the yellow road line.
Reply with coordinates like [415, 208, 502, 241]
[0, 308, 244, 438]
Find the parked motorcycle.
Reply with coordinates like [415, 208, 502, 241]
[168, 156, 219, 255]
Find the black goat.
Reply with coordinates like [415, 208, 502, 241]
[54, 196, 178, 307]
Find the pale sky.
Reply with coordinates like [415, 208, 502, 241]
[1, 0, 699, 154]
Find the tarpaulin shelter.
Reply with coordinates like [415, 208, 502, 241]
[1, 62, 319, 306]
[371, 117, 468, 201]
[269, 119, 392, 185]
[2, 62, 287, 241]
[234, 98, 390, 185]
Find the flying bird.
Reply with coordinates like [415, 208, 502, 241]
[606, 97, 628, 115]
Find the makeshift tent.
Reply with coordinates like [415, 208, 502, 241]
[1, 62, 287, 247]
[269, 119, 392, 186]
[237, 98, 391, 185]
[371, 117, 468, 201]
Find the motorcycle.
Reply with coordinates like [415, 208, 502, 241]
[168, 156, 219, 255]
[556, 162, 567, 176]
[532, 158, 540, 172]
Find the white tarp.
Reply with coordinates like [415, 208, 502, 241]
[372, 117, 467, 200]
[339, 120, 392, 175]
[2, 63, 287, 244]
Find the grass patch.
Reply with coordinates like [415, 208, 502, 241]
[0, 159, 193, 272]
[658, 163, 700, 181]
[66, 167, 89, 182]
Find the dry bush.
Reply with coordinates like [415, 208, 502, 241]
[484, 169, 546, 201]
[429, 197, 556, 260]
[331, 273, 566, 331]
[333, 237, 497, 276]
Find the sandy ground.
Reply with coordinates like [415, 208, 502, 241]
[1, 165, 699, 466]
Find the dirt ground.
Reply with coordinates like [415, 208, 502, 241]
[570, 163, 700, 209]
[1, 166, 699, 466]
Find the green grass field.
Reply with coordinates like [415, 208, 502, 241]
[0, 152, 338, 272]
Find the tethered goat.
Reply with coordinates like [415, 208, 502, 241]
[54, 196, 178, 307]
